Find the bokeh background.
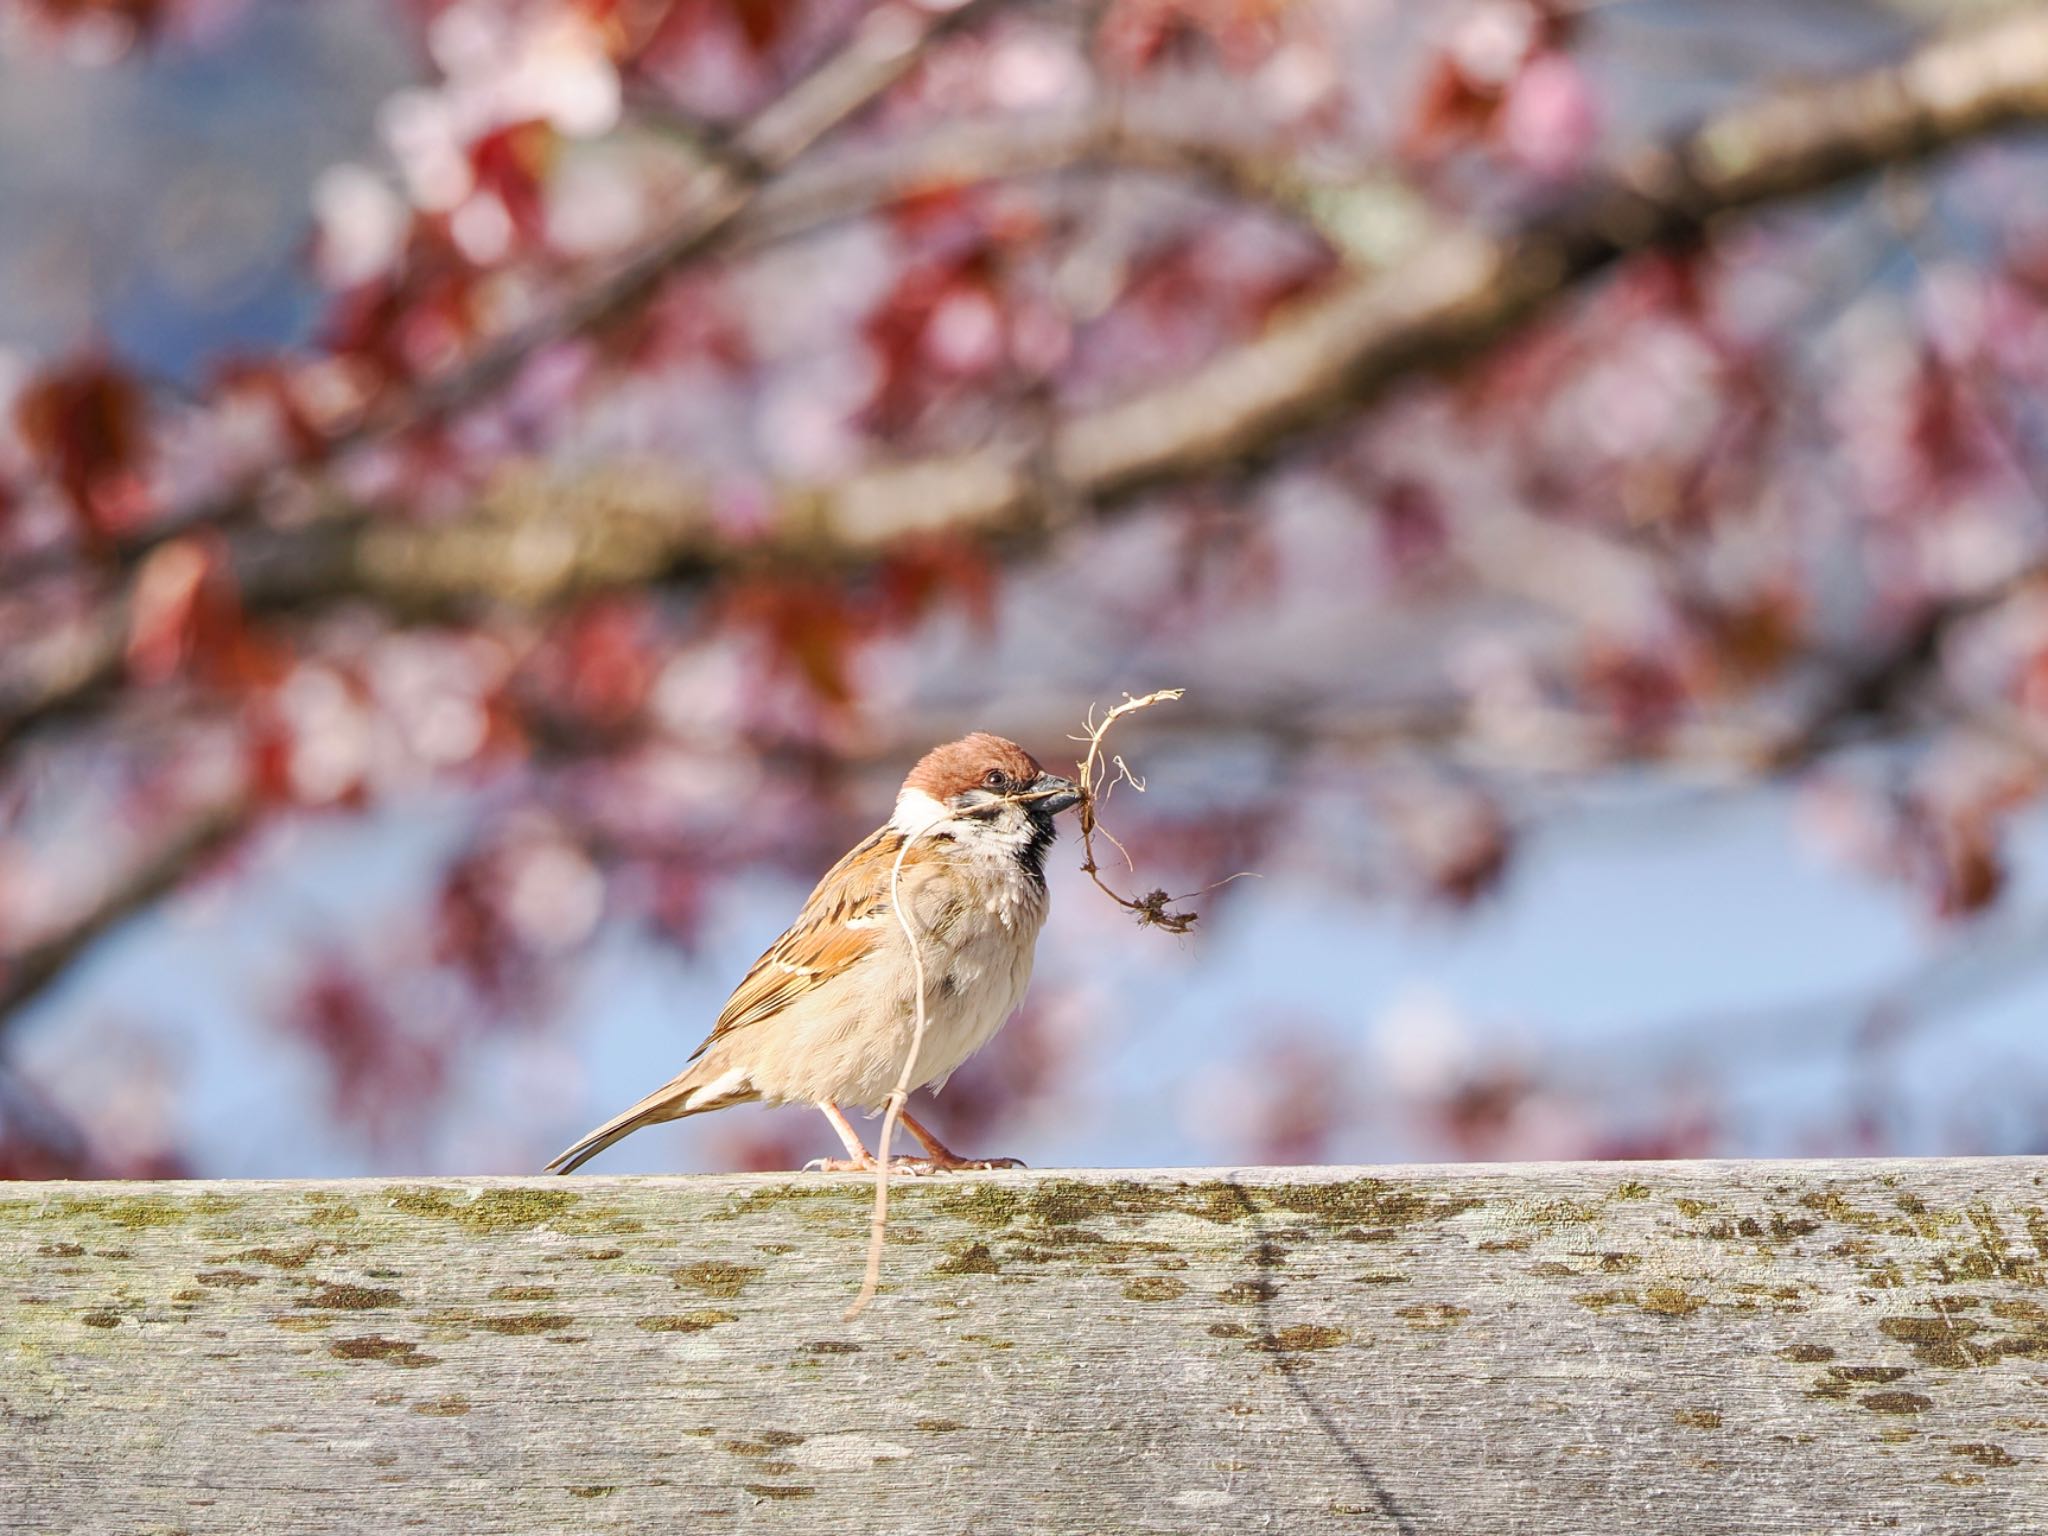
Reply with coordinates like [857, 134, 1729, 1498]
[4, 0, 2048, 1180]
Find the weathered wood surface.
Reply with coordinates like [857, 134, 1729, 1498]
[3, 1161, 2047, 1534]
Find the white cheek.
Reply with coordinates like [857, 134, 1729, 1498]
[890, 787, 951, 836]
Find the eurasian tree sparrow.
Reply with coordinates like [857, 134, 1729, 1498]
[548, 733, 1080, 1174]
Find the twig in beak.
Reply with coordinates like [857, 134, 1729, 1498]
[1070, 689, 1204, 933]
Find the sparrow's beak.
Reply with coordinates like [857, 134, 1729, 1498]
[1030, 770, 1082, 815]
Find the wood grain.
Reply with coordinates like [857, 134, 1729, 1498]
[3, 1160, 2046, 1533]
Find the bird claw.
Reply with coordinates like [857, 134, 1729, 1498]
[803, 1155, 1027, 1175]
[900, 1155, 1028, 1174]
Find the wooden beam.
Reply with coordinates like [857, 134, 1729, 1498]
[3, 1160, 2045, 1531]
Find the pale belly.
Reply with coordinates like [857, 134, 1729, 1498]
[743, 884, 1046, 1112]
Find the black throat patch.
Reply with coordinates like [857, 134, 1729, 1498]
[1019, 811, 1057, 889]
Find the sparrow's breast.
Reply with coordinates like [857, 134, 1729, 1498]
[728, 836, 1051, 1112]
[911, 879, 1046, 1092]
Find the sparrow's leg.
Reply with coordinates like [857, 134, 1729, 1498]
[802, 1103, 877, 1173]
[896, 1107, 1026, 1172]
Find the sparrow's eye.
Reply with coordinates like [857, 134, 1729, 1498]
[983, 768, 1009, 790]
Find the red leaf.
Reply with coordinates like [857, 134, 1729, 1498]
[210, 356, 327, 464]
[1098, 0, 1285, 75]
[1902, 343, 1993, 506]
[1386, 782, 1512, 907]
[727, 0, 788, 51]
[1581, 641, 1686, 748]
[471, 119, 557, 245]
[528, 600, 659, 732]
[320, 214, 485, 390]
[435, 854, 522, 1000]
[20, 0, 163, 47]
[860, 247, 1007, 435]
[1686, 589, 1803, 692]
[1375, 478, 1451, 579]
[1400, 4, 1581, 166]
[241, 702, 297, 807]
[875, 537, 998, 636]
[290, 962, 447, 1136]
[124, 534, 277, 689]
[629, 0, 798, 76]
[727, 578, 861, 706]
[14, 354, 154, 544]
[1916, 806, 2006, 920]
[1403, 52, 1505, 161]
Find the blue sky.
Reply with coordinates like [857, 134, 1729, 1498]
[19, 769, 2046, 1175]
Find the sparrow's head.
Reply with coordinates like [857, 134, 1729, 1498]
[902, 732, 1081, 818]
[895, 734, 1080, 879]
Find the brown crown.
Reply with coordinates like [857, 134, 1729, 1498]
[902, 732, 1045, 801]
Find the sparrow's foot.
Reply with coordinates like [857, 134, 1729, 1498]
[897, 1154, 1028, 1174]
[893, 1107, 1025, 1171]
[802, 1155, 875, 1173]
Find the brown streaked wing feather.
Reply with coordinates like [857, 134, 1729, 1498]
[690, 824, 943, 1056]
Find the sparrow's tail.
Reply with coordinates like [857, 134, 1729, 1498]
[546, 1063, 757, 1174]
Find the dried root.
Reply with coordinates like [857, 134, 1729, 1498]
[1071, 688, 1202, 932]
[845, 809, 954, 1321]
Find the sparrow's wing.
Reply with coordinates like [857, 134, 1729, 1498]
[691, 824, 939, 1056]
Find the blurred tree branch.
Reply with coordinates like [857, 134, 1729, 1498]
[0, 796, 251, 1030]
[0, 0, 1010, 598]
[0, 0, 1014, 754]
[728, 102, 1354, 255]
[12, 8, 2048, 761]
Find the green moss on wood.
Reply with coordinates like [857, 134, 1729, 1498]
[476, 1312, 575, 1335]
[1575, 1290, 1637, 1311]
[385, 1187, 580, 1233]
[1123, 1276, 1187, 1301]
[1523, 1200, 1601, 1226]
[232, 1244, 327, 1270]
[1950, 1443, 2016, 1468]
[1861, 1391, 1934, 1415]
[672, 1261, 762, 1297]
[1395, 1303, 1469, 1328]
[928, 1176, 1474, 1235]
[1642, 1286, 1705, 1317]
[300, 1284, 402, 1310]
[933, 1183, 1024, 1229]
[50, 1195, 217, 1231]
[329, 1336, 438, 1368]
[1255, 1325, 1348, 1352]
[636, 1312, 736, 1333]
[933, 1242, 1000, 1276]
